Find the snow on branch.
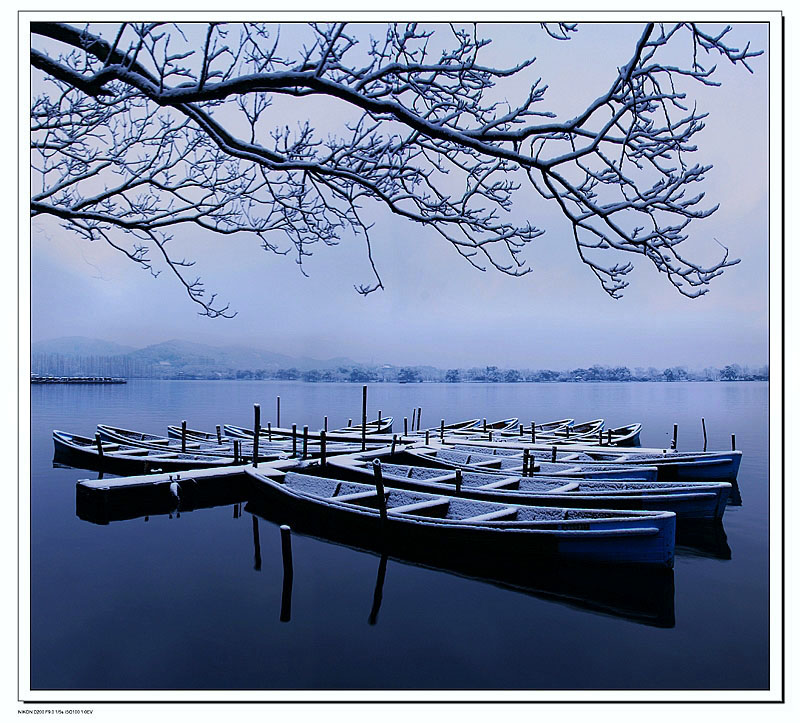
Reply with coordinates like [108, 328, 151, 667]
[30, 21, 762, 313]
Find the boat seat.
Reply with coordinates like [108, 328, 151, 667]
[549, 481, 581, 493]
[470, 458, 504, 469]
[476, 476, 520, 490]
[389, 497, 450, 515]
[334, 489, 383, 503]
[462, 507, 518, 522]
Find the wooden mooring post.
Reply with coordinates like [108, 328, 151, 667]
[320, 430, 327, 467]
[253, 404, 261, 467]
[672, 424, 678, 450]
[94, 433, 104, 469]
[233, 440, 240, 464]
[391, 434, 398, 456]
[302, 426, 309, 459]
[455, 467, 462, 496]
[523, 449, 530, 476]
[417, 407, 422, 431]
[292, 424, 297, 457]
[731, 434, 736, 451]
[252, 515, 261, 571]
[404, 417, 408, 436]
[276, 396, 281, 428]
[216, 425, 222, 444]
[551, 446, 557, 463]
[324, 416, 328, 432]
[702, 418, 708, 452]
[373, 459, 387, 524]
[440, 419, 445, 442]
[181, 420, 187, 452]
[279, 524, 293, 623]
[362, 385, 368, 451]
[531, 422, 535, 444]
[267, 422, 272, 442]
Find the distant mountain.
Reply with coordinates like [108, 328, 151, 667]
[32, 336, 362, 373]
[31, 336, 137, 357]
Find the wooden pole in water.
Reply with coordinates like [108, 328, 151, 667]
[598, 429, 603, 446]
[672, 424, 678, 449]
[267, 422, 272, 442]
[391, 434, 397, 456]
[731, 433, 736, 451]
[362, 385, 368, 451]
[489, 431, 493, 442]
[483, 418, 487, 433]
[216, 425, 222, 444]
[551, 446, 557, 463]
[531, 422, 535, 444]
[292, 424, 297, 457]
[519, 424, 523, 437]
[523, 449, 530, 476]
[320, 430, 327, 467]
[566, 426, 570, 439]
[404, 417, 408, 436]
[280, 525, 293, 577]
[276, 396, 281, 428]
[607, 429, 612, 445]
[348, 419, 352, 427]
[253, 404, 260, 467]
[417, 407, 422, 431]
[410, 408, 416, 432]
[251, 515, 261, 571]
[440, 419, 445, 442]
[181, 420, 187, 452]
[302, 426, 309, 459]
[378, 410, 382, 429]
[324, 416, 328, 432]
[702, 418, 708, 452]
[373, 460, 387, 524]
[279, 524, 293, 623]
[233, 439, 240, 464]
[455, 467, 462, 495]
[94, 433, 104, 469]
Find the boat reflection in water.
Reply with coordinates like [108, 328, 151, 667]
[243, 496, 677, 629]
[675, 519, 732, 560]
[75, 476, 677, 629]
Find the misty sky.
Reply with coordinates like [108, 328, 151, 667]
[29, 21, 771, 370]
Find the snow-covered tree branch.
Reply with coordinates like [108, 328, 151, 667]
[30, 21, 761, 316]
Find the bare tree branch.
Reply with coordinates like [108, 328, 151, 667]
[30, 21, 762, 314]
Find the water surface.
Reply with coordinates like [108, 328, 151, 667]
[30, 380, 769, 691]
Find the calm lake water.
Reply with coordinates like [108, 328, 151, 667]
[29, 380, 770, 692]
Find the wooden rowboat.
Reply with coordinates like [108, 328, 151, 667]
[98, 423, 293, 461]
[401, 444, 660, 480]
[53, 430, 242, 474]
[447, 442, 742, 482]
[327, 453, 730, 520]
[246, 465, 676, 567]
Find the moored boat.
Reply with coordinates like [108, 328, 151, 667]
[447, 442, 742, 481]
[327, 453, 731, 520]
[246, 466, 676, 567]
[53, 430, 243, 474]
[401, 444, 660, 480]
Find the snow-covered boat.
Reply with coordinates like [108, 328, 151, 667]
[53, 430, 242, 474]
[447, 442, 742, 481]
[328, 453, 730, 520]
[245, 466, 676, 567]
[402, 444, 660, 480]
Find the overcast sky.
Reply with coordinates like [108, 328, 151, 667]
[29, 21, 771, 370]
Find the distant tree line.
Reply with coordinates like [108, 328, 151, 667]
[30, 354, 768, 383]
